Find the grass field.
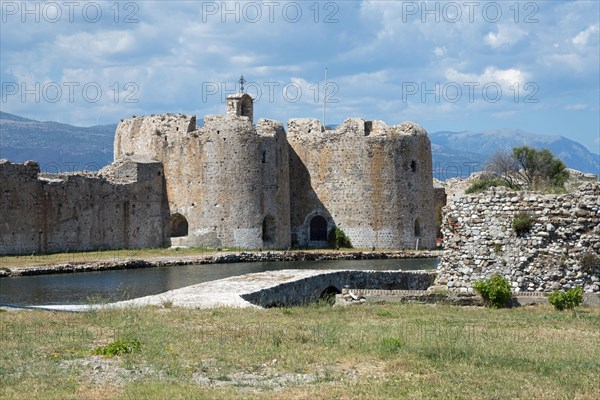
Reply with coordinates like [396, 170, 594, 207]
[1, 303, 598, 399]
[0, 247, 432, 269]
[0, 248, 434, 269]
[0, 247, 229, 268]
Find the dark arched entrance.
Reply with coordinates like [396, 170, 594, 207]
[319, 285, 341, 305]
[310, 216, 328, 241]
[262, 215, 276, 244]
[170, 214, 188, 237]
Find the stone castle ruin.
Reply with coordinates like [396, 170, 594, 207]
[0, 94, 436, 255]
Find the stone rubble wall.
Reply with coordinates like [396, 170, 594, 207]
[0, 159, 167, 255]
[287, 118, 436, 249]
[2, 106, 438, 254]
[437, 183, 600, 293]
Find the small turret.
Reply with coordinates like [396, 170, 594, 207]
[226, 92, 253, 124]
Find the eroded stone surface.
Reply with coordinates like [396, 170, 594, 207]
[1, 95, 438, 254]
[437, 183, 600, 293]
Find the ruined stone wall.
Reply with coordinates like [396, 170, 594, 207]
[437, 183, 600, 293]
[114, 114, 290, 249]
[287, 118, 436, 249]
[0, 159, 167, 255]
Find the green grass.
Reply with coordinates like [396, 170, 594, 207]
[0, 247, 436, 269]
[465, 178, 514, 194]
[1, 304, 598, 399]
[0, 247, 222, 268]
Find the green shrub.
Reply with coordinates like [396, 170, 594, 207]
[328, 227, 352, 249]
[512, 212, 535, 236]
[93, 337, 142, 357]
[473, 274, 512, 308]
[465, 178, 512, 194]
[549, 287, 583, 311]
[379, 337, 404, 356]
[579, 252, 600, 273]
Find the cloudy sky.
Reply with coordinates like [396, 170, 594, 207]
[1, 0, 599, 152]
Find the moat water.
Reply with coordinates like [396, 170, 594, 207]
[0, 258, 438, 307]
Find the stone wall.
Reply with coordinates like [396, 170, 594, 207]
[2, 96, 438, 254]
[241, 270, 436, 307]
[287, 118, 436, 249]
[0, 159, 167, 255]
[437, 183, 600, 293]
[114, 113, 290, 249]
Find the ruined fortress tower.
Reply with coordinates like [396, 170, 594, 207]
[0, 93, 436, 255]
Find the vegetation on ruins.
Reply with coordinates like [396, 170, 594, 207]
[467, 146, 570, 194]
[473, 274, 513, 308]
[464, 177, 512, 194]
[512, 212, 536, 236]
[579, 251, 600, 273]
[549, 287, 584, 311]
[328, 227, 352, 249]
[488, 146, 568, 190]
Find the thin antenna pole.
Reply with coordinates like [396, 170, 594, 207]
[323, 67, 328, 129]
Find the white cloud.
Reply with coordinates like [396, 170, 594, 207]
[572, 24, 599, 47]
[434, 46, 447, 57]
[56, 31, 135, 55]
[445, 67, 529, 87]
[485, 25, 528, 49]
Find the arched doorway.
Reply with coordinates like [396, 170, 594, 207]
[310, 216, 328, 241]
[170, 214, 188, 237]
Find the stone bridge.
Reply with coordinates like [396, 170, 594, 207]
[30, 269, 436, 311]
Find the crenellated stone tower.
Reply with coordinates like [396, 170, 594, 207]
[1, 89, 438, 255]
[114, 94, 290, 250]
[287, 118, 436, 249]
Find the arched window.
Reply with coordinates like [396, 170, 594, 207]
[241, 96, 252, 118]
[262, 215, 276, 243]
[310, 216, 328, 241]
[414, 219, 421, 237]
[170, 214, 188, 237]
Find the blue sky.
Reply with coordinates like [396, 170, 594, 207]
[1, 0, 599, 152]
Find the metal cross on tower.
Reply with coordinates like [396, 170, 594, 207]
[239, 75, 246, 94]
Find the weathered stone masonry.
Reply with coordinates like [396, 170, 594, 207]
[437, 183, 600, 293]
[0, 158, 167, 254]
[288, 118, 436, 249]
[1, 93, 437, 254]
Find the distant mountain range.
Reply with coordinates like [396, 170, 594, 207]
[0, 111, 116, 172]
[1, 111, 598, 179]
[429, 129, 599, 180]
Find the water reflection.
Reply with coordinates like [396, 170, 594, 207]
[0, 258, 438, 306]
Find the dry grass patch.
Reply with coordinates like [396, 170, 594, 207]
[1, 303, 598, 399]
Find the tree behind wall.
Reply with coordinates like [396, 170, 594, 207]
[512, 146, 569, 190]
[485, 146, 569, 191]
